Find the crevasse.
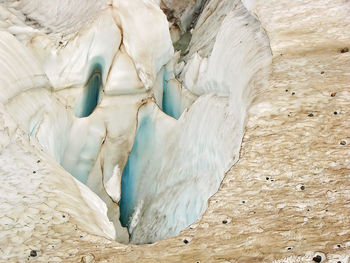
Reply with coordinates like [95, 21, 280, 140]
[0, 0, 271, 245]
[74, 61, 104, 118]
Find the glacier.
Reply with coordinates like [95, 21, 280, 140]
[0, 0, 271, 245]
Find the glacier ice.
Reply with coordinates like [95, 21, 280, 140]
[0, 0, 271, 245]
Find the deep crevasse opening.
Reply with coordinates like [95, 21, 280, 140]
[74, 62, 103, 118]
[120, 115, 154, 227]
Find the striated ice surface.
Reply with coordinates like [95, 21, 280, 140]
[0, 0, 271, 245]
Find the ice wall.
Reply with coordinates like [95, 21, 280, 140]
[120, 2, 271, 243]
[0, 31, 116, 241]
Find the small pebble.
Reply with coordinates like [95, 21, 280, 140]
[321, 71, 325, 74]
[222, 220, 227, 224]
[308, 113, 314, 117]
[292, 92, 295, 95]
[334, 111, 338, 115]
[300, 185, 305, 190]
[340, 140, 346, 145]
[30, 250, 37, 257]
[341, 47, 349, 53]
[33, 171, 36, 174]
[183, 239, 189, 244]
[331, 92, 336, 97]
[313, 255, 322, 262]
